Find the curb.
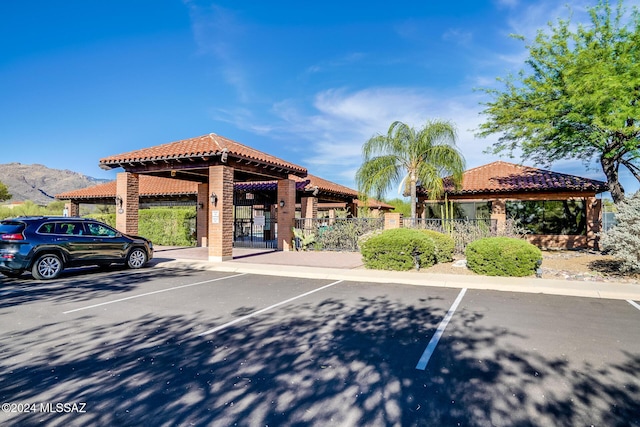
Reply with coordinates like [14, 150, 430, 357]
[150, 258, 640, 302]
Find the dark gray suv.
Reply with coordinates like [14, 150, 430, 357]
[0, 216, 153, 280]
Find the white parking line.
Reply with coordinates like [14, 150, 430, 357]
[415, 288, 467, 371]
[63, 273, 248, 314]
[628, 300, 640, 311]
[199, 279, 344, 336]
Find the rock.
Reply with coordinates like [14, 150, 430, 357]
[452, 259, 467, 268]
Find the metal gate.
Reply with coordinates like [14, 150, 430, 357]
[233, 191, 277, 248]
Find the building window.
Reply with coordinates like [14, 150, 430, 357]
[423, 201, 492, 220]
[506, 200, 586, 235]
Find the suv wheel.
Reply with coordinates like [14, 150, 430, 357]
[126, 248, 147, 269]
[32, 253, 63, 280]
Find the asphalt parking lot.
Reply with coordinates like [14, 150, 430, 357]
[1, 266, 639, 426]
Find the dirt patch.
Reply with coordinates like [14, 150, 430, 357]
[421, 250, 640, 284]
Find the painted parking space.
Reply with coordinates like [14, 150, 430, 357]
[419, 290, 640, 426]
[1, 270, 639, 426]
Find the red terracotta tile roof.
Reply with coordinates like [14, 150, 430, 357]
[421, 161, 608, 196]
[99, 133, 307, 175]
[56, 174, 359, 200]
[319, 198, 394, 210]
[298, 174, 358, 198]
[234, 180, 310, 192]
[57, 176, 197, 200]
[234, 174, 359, 198]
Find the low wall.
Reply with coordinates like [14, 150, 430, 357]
[525, 234, 591, 250]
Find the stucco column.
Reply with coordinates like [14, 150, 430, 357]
[384, 212, 402, 229]
[196, 183, 209, 247]
[115, 172, 139, 235]
[208, 165, 234, 262]
[277, 178, 296, 251]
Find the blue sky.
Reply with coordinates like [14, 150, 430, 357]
[2, 0, 638, 198]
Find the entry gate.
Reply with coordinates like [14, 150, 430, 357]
[233, 191, 277, 249]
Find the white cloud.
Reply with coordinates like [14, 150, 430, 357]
[269, 87, 500, 190]
[504, 0, 592, 41]
[442, 29, 473, 46]
[183, 1, 252, 102]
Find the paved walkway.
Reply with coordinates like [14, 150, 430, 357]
[151, 246, 640, 302]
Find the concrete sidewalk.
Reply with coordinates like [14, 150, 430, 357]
[151, 246, 640, 302]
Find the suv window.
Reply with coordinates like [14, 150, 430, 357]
[38, 223, 56, 234]
[86, 222, 117, 237]
[0, 221, 25, 234]
[54, 222, 85, 235]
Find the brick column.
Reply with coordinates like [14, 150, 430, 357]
[384, 212, 402, 229]
[277, 178, 296, 251]
[196, 183, 209, 247]
[115, 172, 139, 235]
[208, 165, 234, 262]
[491, 198, 506, 233]
[300, 196, 317, 219]
[64, 201, 80, 217]
[346, 201, 358, 217]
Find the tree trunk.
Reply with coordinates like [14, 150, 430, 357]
[601, 155, 625, 203]
[410, 172, 417, 224]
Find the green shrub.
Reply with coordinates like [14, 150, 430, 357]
[87, 208, 196, 246]
[360, 228, 436, 271]
[420, 229, 455, 263]
[138, 208, 196, 246]
[465, 237, 542, 277]
[88, 213, 116, 227]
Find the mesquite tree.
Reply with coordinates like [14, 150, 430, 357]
[477, 0, 640, 203]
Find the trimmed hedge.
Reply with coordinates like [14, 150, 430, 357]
[87, 208, 196, 246]
[360, 228, 436, 271]
[420, 229, 455, 263]
[465, 237, 542, 277]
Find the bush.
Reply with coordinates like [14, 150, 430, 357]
[315, 218, 382, 251]
[601, 191, 640, 272]
[420, 229, 455, 263]
[406, 218, 527, 254]
[88, 208, 196, 246]
[88, 213, 116, 227]
[360, 228, 436, 271]
[465, 237, 542, 277]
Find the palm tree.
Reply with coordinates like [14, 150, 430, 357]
[356, 120, 465, 220]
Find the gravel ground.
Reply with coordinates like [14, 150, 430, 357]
[422, 250, 640, 284]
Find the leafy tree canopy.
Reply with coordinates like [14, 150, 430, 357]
[477, 0, 640, 203]
[385, 198, 411, 216]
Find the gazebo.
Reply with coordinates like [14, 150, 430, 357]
[56, 173, 382, 249]
[92, 133, 308, 261]
[416, 161, 609, 249]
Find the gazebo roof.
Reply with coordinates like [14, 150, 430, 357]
[56, 176, 197, 200]
[56, 174, 359, 203]
[98, 133, 307, 181]
[418, 161, 608, 196]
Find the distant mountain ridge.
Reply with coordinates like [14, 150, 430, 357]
[0, 163, 110, 205]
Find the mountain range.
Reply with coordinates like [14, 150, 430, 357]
[0, 163, 110, 205]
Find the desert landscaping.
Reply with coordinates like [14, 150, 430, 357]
[424, 249, 640, 284]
